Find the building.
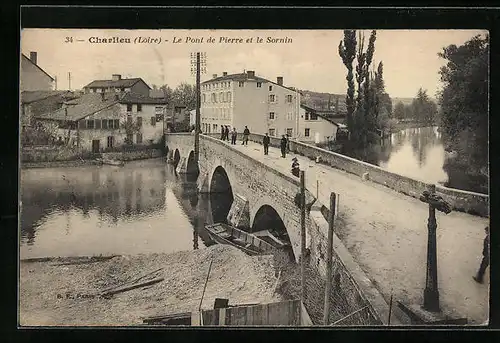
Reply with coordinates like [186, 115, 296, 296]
[20, 90, 76, 130]
[83, 74, 151, 96]
[297, 105, 342, 144]
[20, 52, 54, 91]
[200, 70, 301, 137]
[33, 92, 167, 152]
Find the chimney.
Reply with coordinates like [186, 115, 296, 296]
[112, 74, 121, 81]
[247, 70, 255, 78]
[223, 72, 228, 76]
[212, 74, 218, 79]
[29, 51, 37, 65]
[277, 76, 283, 86]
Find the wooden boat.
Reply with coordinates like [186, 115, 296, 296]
[252, 230, 290, 249]
[97, 158, 124, 166]
[205, 223, 276, 256]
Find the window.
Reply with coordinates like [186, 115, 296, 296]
[269, 128, 276, 136]
[305, 128, 310, 137]
[305, 112, 310, 120]
[269, 94, 276, 103]
[137, 104, 142, 112]
[114, 119, 120, 129]
[220, 92, 224, 102]
[86, 119, 94, 129]
[127, 115, 132, 125]
[108, 119, 114, 129]
[238, 81, 244, 87]
[286, 112, 293, 121]
[127, 133, 133, 143]
[257, 82, 262, 88]
[213, 124, 217, 131]
[287, 95, 293, 103]
[120, 88, 125, 92]
[107, 136, 114, 148]
[95, 119, 101, 129]
[102, 119, 108, 129]
[202, 94, 206, 103]
[151, 117, 156, 126]
[310, 112, 318, 120]
[269, 112, 275, 120]
[227, 92, 231, 102]
[137, 117, 142, 127]
[127, 104, 133, 112]
[269, 85, 273, 91]
[136, 133, 143, 144]
[287, 128, 293, 136]
[211, 93, 216, 103]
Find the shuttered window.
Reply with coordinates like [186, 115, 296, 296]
[151, 117, 156, 126]
[114, 119, 120, 129]
[95, 119, 101, 129]
[102, 119, 108, 129]
[137, 117, 142, 127]
[136, 133, 143, 144]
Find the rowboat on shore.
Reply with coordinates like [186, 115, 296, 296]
[205, 223, 277, 256]
[96, 158, 124, 166]
[252, 230, 290, 249]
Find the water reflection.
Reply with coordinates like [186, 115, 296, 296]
[19, 159, 219, 259]
[343, 126, 448, 184]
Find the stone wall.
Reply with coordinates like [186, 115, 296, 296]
[308, 210, 406, 325]
[21, 146, 94, 163]
[240, 133, 489, 217]
[102, 148, 164, 161]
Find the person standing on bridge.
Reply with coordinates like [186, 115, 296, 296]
[231, 128, 237, 145]
[473, 226, 489, 284]
[280, 135, 287, 158]
[225, 126, 230, 142]
[220, 126, 225, 140]
[263, 133, 270, 155]
[242, 126, 250, 145]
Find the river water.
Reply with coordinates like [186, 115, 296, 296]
[19, 158, 232, 259]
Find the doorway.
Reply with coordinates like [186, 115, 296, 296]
[92, 139, 100, 153]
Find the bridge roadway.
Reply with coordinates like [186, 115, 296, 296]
[221, 139, 488, 324]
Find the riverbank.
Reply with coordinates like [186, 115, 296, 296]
[21, 159, 102, 169]
[20, 245, 280, 326]
[390, 121, 437, 133]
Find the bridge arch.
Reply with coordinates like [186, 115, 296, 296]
[209, 165, 234, 223]
[186, 150, 199, 175]
[251, 204, 287, 234]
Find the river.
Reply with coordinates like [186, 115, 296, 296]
[19, 158, 233, 259]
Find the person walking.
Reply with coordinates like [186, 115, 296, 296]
[280, 135, 287, 158]
[225, 126, 230, 141]
[242, 126, 250, 145]
[473, 226, 490, 284]
[231, 128, 237, 145]
[220, 126, 225, 140]
[263, 133, 270, 155]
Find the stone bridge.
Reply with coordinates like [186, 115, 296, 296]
[165, 133, 489, 325]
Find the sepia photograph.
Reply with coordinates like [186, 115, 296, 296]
[19, 27, 489, 327]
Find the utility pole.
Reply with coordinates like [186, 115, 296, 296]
[300, 170, 306, 304]
[323, 192, 337, 325]
[54, 76, 57, 90]
[191, 52, 207, 165]
[68, 72, 71, 91]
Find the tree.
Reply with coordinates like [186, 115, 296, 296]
[338, 30, 357, 138]
[394, 101, 405, 120]
[410, 88, 438, 124]
[438, 34, 489, 191]
[173, 83, 196, 109]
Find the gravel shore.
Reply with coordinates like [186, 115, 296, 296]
[20, 245, 280, 326]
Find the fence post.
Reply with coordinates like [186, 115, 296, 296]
[323, 192, 336, 325]
[300, 170, 306, 304]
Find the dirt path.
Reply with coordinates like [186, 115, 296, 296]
[20, 245, 280, 326]
[231, 141, 489, 324]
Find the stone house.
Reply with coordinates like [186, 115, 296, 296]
[200, 70, 301, 137]
[20, 52, 54, 91]
[33, 92, 167, 152]
[297, 104, 343, 144]
[20, 90, 76, 130]
[83, 74, 151, 96]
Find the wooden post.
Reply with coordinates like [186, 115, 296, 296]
[194, 52, 201, 165]
[300, 170, 306, 304]
[323, 192, 336, 325]
[423, 184, 440, 312]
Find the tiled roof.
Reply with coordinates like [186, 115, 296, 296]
[34, 93, 120, 121]
[301, 104, 343, 126]
[202, 72, 298, 92]
[118, 92, 168, 105]
[21, 54, 55, 81]
[21, 90, 74, 104]
[83, 77, 151, 90]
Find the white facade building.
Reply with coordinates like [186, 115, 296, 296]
[200, 71, 301, 137]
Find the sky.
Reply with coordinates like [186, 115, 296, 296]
[21, 29, 487, 99]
